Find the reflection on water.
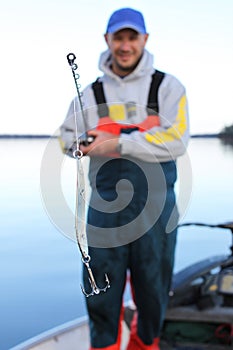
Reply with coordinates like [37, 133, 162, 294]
[220, 136, 233, 148]
[0, 137, 233, 349]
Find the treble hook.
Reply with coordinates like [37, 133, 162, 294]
[81, 256, 110, 297]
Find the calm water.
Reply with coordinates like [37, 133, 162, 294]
[0, 137, 233, 349]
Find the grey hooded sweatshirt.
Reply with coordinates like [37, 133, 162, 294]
[60, 48, 189, 163]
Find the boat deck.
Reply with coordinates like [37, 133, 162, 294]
[166, 305, 233, 323]
[10, 306, 233, 350]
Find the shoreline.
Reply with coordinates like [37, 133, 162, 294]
[0, 134, 57, 139]
[0, 133, 223, 139]
[0, 134, 232, 142]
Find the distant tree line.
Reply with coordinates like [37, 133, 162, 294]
[220, 124, 233, 137]
[219, 123, 233, 147]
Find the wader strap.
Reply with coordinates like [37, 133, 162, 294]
[147, 70, 165, 115]
[92, 79, 109, 117]
[92, 69, 165, 118]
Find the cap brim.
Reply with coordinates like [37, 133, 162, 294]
[107, 23, 146, 34]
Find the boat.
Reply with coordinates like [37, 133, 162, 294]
[10, 221, 233, 350]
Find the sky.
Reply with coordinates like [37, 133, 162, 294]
[1, 0, 233, 135]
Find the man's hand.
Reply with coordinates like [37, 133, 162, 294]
[80, 130, 119, 156]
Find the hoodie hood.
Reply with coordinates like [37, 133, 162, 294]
[98, 49, 155, 82]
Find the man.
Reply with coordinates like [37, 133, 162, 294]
[60, 7, 189, 350]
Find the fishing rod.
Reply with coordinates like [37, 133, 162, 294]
[66, 53, 95, 146]
[179, 221, 233, 256]
[179, 221, 233, 231]
[66, 53, 110, 297]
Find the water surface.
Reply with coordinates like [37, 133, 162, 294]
[0, 138, 232, 349]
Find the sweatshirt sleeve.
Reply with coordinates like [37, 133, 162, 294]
[120, 74, 190, 163]
[59, 99, 76, 156]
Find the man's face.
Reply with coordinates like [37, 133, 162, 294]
[105, 29, 149, 76]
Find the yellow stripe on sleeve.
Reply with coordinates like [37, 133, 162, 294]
[58, 135, 66, 153]
[145, 95, 187, 145]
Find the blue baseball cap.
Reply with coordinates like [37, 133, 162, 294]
[106, 8, 147, 34]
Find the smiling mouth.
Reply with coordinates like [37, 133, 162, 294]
[119, 54, 132, 61]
